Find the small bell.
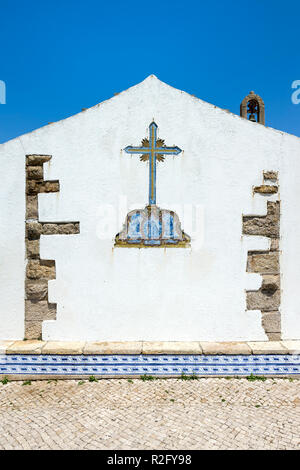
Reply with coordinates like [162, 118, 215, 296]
[248, 113, 257, 122]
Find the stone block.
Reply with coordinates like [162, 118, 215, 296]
[26, 180, 59, 195]
[253, 185, 278, 194]
[26, 181, 41, 195]
[26, 239, 40, 259]
[84, 341, 143, 355]
[263, 171, 278, 181]
[42, 223, 80, 235]
[26, 222, 43, 240]
[25, 301, 56, 321]
[262, 311, 281, 333]
[40, 181, 60, 193]
[42, 224, 63, 235]
[60, 223, 80, 234]
[26, 260, 55, 280]
[26, 155, 52, 166]
[266, 332, 281, 341]
[281, 340, 300, 354]
[0, 340, 15, 354]
[26, 196, 38, 219]
[243, 202, 280, 238]
[267, 201, 280, 219]
[25, 321, 42, 340]
[247, 252, 279, 274]
[270, 239, 280, 251]
[247, 289, 280, 311]
[42, 342, 85, 355]
[25, 281, 48, 301]
[261, 274, 280, 293]
[6, 340, 45, 354]
[27, 166, 43, 180]
[200, 341, 251, 355]
[247, 341, 288, 354]
[142, 342, 202, 354]
[243, 217, 279, 238]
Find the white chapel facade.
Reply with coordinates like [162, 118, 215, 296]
[1, 75, 300, 342]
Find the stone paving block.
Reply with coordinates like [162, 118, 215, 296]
[6, 340, 45, 355]
[83, 342, 143, 355]
[0, 378, 299, 450]
[2, 340, 300, 357]
[281, 340, 300, 354]
[142, 342, 202, 354]
[0, 341, 15, 354]
[200, 342, 252, 355]
[42, 342, 85, 355]
[247, 341, 288, 354]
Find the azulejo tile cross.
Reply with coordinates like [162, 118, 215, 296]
[115, 122, 190, 247]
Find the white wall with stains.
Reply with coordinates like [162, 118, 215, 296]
[0, 75, 299, 341]
[0, 139, 25, 339]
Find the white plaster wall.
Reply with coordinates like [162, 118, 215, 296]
[1, 75, 300, 340]
[280, 134, 300, 339]
[0, 139, 25, 339]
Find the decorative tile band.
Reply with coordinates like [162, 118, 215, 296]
[0, 355, 299, 377]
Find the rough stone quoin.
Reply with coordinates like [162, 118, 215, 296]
[25, 281, 48, 301]
[253, 185, 278, 195]
[26, 196, 39, 219]
[247, 253, 279, 274]
[263, 171, 278, 182]
[243, 171, 281, 340]
[243, 201, 280, 238]
[25, 154, 80, 340]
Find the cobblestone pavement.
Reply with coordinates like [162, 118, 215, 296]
[0, 377, 299, 450]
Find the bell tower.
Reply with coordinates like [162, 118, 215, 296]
[240, 91, 265, 125]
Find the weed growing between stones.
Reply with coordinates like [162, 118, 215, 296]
[246, 374, 267, 382]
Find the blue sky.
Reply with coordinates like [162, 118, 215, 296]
[0, 0, 299, 143]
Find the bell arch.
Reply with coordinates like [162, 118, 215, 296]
[240, 91, 265, 125]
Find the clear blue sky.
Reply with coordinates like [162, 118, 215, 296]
[1, 0, 300, 143]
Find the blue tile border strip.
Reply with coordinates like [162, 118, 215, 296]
[0, 354, 300, 377]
